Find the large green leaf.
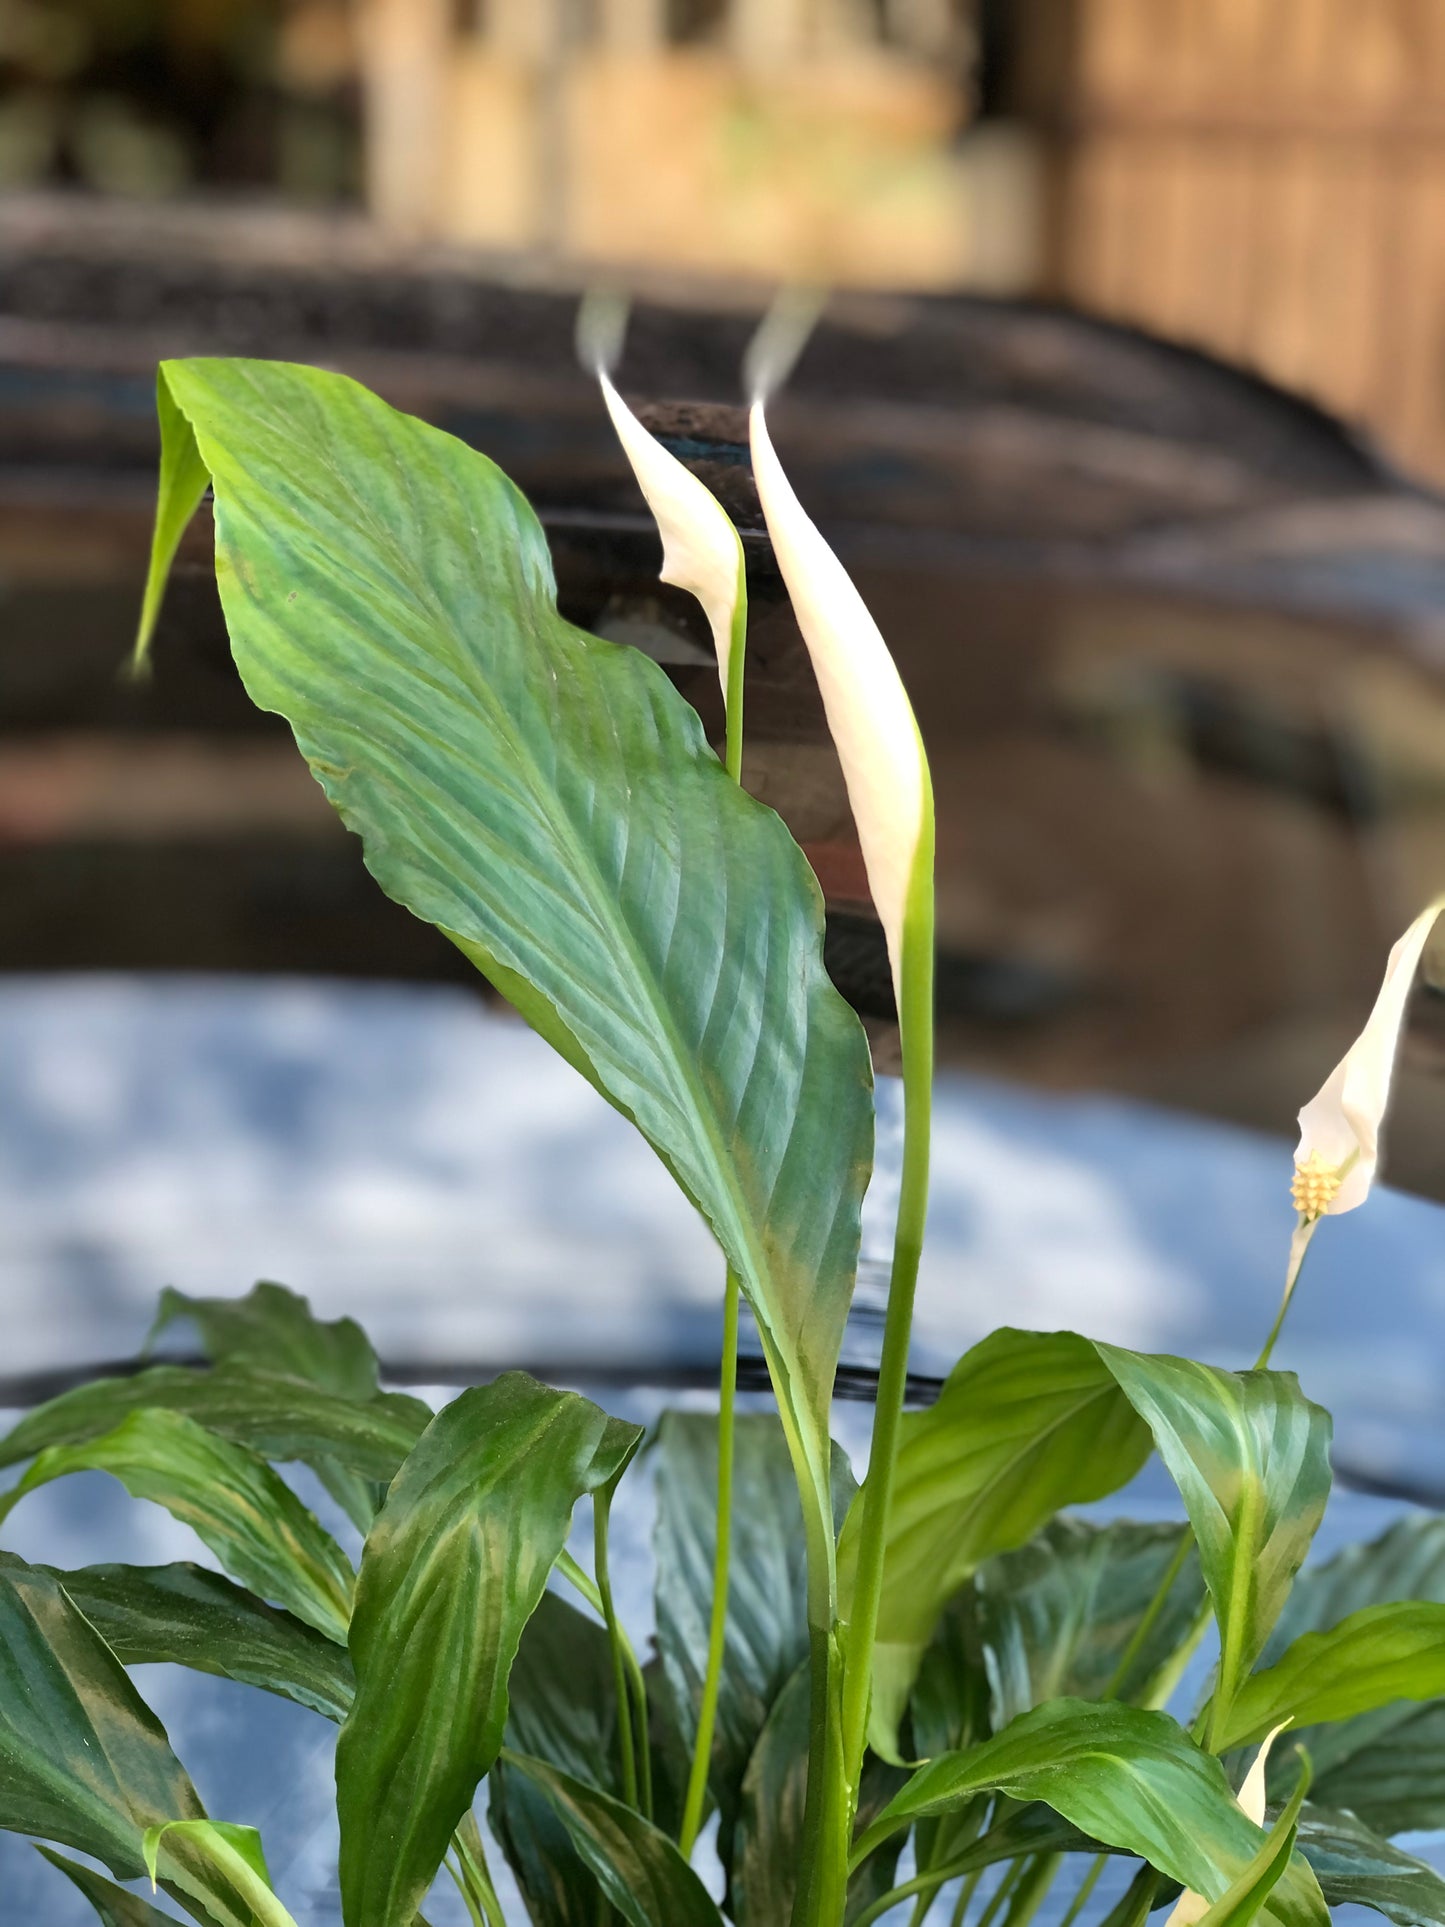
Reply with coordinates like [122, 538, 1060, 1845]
[139, 355, 874, 1566]
[148, 1282, 379, 1398]
[1220, 1602, 1445, 1750]
[0, 1410, 354, 1642]
[909, 1581, 990, 1761]
[977, 1518, 1205, 1724]
[1296, 1805, 1445, 1926]
[38, 1847, 188, 1927]
[45, 1562, 354, 1722]
[500, 1752, 724, 1927]
[489, 1592, 625, 1927]
[147, 1282, 391, 1527]
[1095, 1347, 1331, 1746]
[1252, 1517, 1445, 1833]
[836, 1330, 1152, 1755]
[335, 1373, 641, 1927]
[851, 1700, 1328, 1927]
[730, 1663, 904, 1927]
[653, 1411, 854, 1851]
[0, 1362, 430, 1489]
[0, 1553, 204, 1879]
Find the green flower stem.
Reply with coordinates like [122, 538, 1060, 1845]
[949, 1869, 987, 1927]
[557, 1545, 652, 1815]
[454, 1814, 507, 1927]
[444, 1854, 487, 1927]
[594, 1482, 639, 1809]
[1000, 1855, 1063, 1927]
[840, 832, 936, 1798]
[1103, 1533, 1195, 1701]
[1056, 1856, 1107, 1927]
[1253, 1213, 1319, 1371]
[976, 1860, 1029, 1927]
[679, 1266, 742, 1855]
[679, 576, 749, 1857]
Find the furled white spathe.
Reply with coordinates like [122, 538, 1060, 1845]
[1164, 1725, 1288, 1927]
[1293, 897, 1445, 1217]
[595, 370, 744, 697]
[748, 397, 931, 998]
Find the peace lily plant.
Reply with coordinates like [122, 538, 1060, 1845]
[4, 336, 1445, 1927]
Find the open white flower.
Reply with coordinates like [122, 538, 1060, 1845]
[1293, 897, 1445, 1217]
[748, 396, 932, 999]
[593, 369, 746, 705]
[1165, 1724, 1288, 1927]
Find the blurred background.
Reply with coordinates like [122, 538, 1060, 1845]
[6, 0, 1445, 1412]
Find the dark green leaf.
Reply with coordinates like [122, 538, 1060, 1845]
[141, 355, 874, 1587]
[1296, 1805, 1445, 1925]
[837, 1330, 1152, 1755]
[0, 1553, 204, 1878]
[148, 1282, 378, 1398]
[37, 1847, 187, 1927]
[147, 1282, 391, 1528]
[910, 1580, 990, 1761]
[500, 1752, 724, 1927]
[852, 1700, 1327, 1927]
[729, 1663, 905, 1927]
[44, 1563, 354, 1722]
[335, 1374, 640, 1927]
[0, 1363, 430, 1493]
[0, 1410, 354, 1642]
[1096, 1347, 1331, 1745]
[489, 1593, 626, 1927]
[1197, 1750, 1311, 1927]
[978, 1519, 1205, 1724]
[653, 1412, 854, 1849]
[1266, 1514, 1445, 1657]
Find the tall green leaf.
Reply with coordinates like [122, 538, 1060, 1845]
[45, 1562, 354, 1723]
[147, 1282, 390, 1527]
[653, 1412, 854, 1850]
[38, 1847, 188, 1927]
[1296, 1805, 1445, 1926]
[138, 355, 873, 1566]
[335, 1373, 641, 1927]
[0, 1362, 430, 1489]
[836, 1330, 1152, 1755]
[0, 1554, 204, 1879]
[1095, 1348, 1331, 1745]
[851, 1700, 1328, 1927]
[1219, 1602, 1445, 1750]
[0, 1410, 354, 1642]
[500, 1752, 724, 1927]
[977, 1518, 1205, 1724]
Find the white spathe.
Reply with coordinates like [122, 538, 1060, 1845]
[596, 370, 743, 694]
[748, 397, 931, 996]
[1295, 897, 1445, 1214]
[1164, 1724, 1288, 1927]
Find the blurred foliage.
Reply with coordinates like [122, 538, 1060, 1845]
[0, 0, 360, 199]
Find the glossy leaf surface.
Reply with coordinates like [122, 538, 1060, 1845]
[140, 356, 873, 1547]
[837, 1330, 1152, 1754]
[0, 1410, 354, 1642]
[1096, 1347, 1331, 1741]
[1297, 1805, 1445, 1925]
[0, 1363, 429, 1490]
[0, 1554, 204, 1878]
[46, 1562, 354, 1722]
[978, 1518, 1204, 1723]
[335, 1374, 640, 1927]
[853, 1700, 1327, 1927]
[501, 1752, 724, 1927]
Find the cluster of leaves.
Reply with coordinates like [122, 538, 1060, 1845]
[4, 355, 1445, 1927]
[6, 1283, 1445, 1927]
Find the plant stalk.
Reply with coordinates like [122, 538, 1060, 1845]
[1056, 1856, 1107, 1927]
[557, 1546, 651, 1814]
[840, 837, 936, 1796]
[594, 1485, 639, 1810]
[679, 1266, 741, 1855]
